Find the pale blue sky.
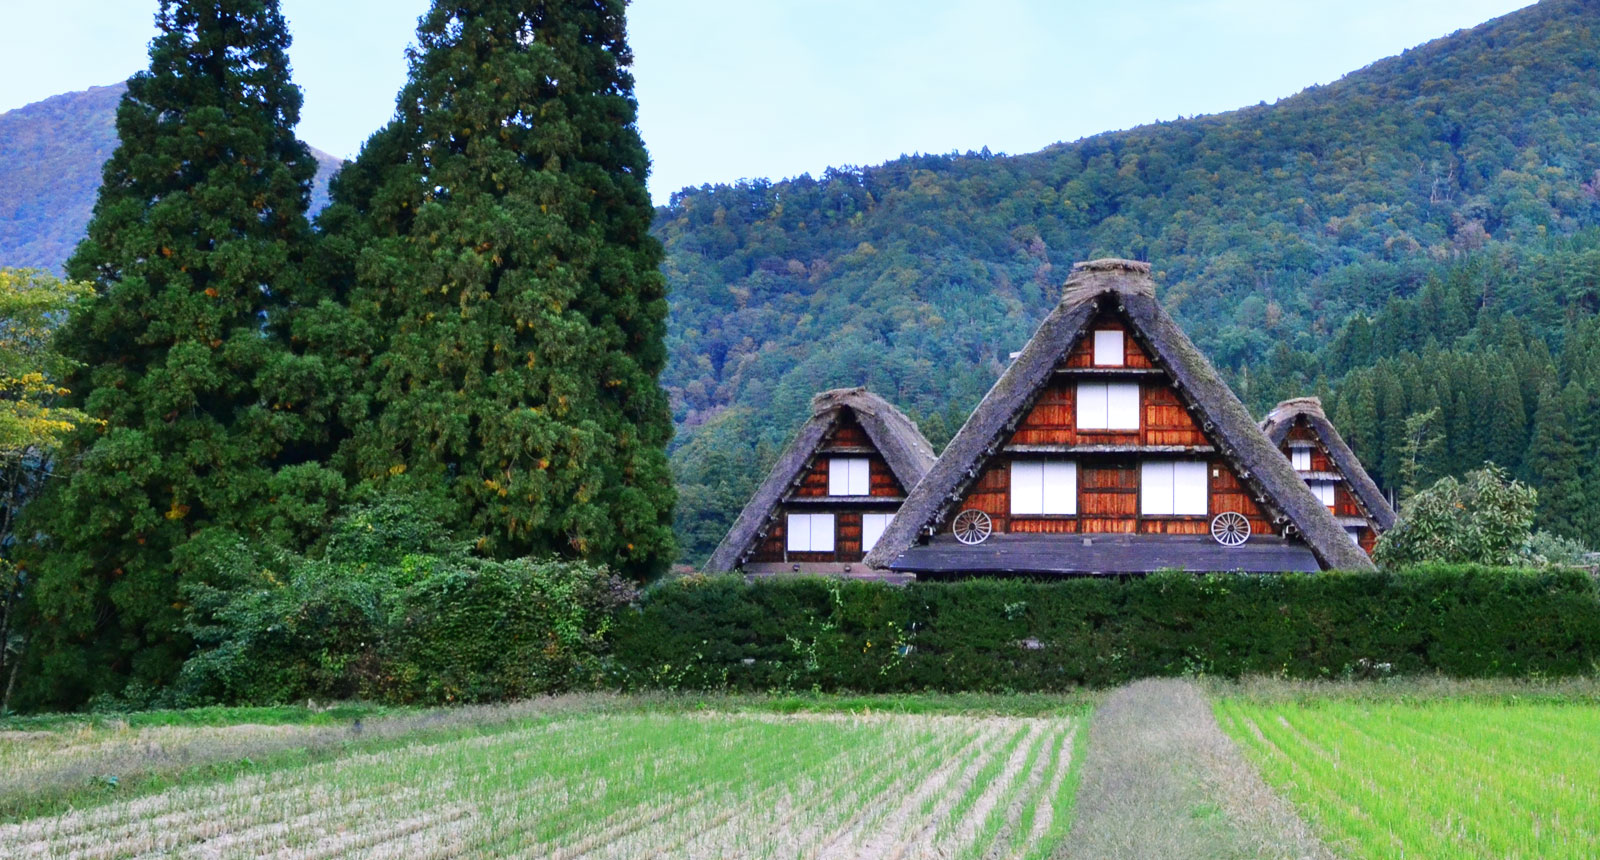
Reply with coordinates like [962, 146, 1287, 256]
[1, 0, 1532, 203]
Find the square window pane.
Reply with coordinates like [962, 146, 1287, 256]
[1011, 461, 1044, 515]
[829, 458, 869, 496]
[1107, 383, 1141, 430]
[1093, 330, 1125, 366]
[1291, 448, 1311, 471]
[1141, 461, 1175, 516]
[1042, 461, 1077, 514]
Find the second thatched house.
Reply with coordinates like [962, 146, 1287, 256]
[705, 388, 937, 574]
[1260, 397, 1397, 555]
[864, 259, 1375, 576]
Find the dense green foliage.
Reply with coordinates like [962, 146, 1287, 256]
[6, 0, 679, 712]
[173, 499, 634, 707]
[1374, 465, 1537, 567]
[16, 1, 327, 710]
[318, 0, 675, 578]
[1260, 239, 1600, 546]
[661, 1, 1600, 563]
[0, 83, 340, 273]
[611, 569, 1600, 692]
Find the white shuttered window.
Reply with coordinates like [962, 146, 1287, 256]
[828, 458, 871, 496]
[1076, 382, 1141, 430]
[1011, 461, 1077, 515]
[1093, 330, 1125, 366]
[862, 513, 894, 552]
[1141, 461, 1209, 516]
[1310, 480, 1337, 507]
[786, 514, 836, 552]
[1291, 448, 1311, 471]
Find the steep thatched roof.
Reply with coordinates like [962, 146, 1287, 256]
[704, 388, 937, 572]
[1262, 397, 1397, 531]
[864, 259, 1376, 572]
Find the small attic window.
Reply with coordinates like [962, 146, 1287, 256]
[828, 458, 871, 496]
[1093, 330, 1125, 366]
[1291, 448, 1311, 471]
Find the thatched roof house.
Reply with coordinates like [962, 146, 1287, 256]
[864, 260, 1375, 575]
[705, 388, 937, 574]
[1261, 396, 1397, 555]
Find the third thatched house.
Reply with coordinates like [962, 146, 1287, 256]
[1260, 396, 1398, 555]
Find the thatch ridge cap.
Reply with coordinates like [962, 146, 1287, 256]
[1062, 258, 1155, 302]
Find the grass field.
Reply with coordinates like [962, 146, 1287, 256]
[9, 681, 1600, 859]
[3, 705, 1086, 859]
[1218, 692, 1600, 859]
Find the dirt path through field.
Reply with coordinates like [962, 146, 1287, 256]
[1057, 678, 1335, 860]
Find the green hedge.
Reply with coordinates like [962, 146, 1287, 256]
[608, 566, 1600, 691]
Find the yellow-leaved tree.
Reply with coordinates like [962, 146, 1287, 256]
[1, 268, 97, 710]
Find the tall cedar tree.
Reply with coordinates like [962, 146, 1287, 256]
[20, 0, 319, 707]
[327, 1, 674, 578]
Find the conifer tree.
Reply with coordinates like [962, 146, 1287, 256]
[1526, 383, 1587, 540]
[20, 0, 317, 706]
[331, 1, 674, 578]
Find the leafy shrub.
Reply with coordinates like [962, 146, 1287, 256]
[1375, 465, 1537, 568]
[1523, 530, 1600, 568]
[610, 566, 1600, 692]
[175, 498, 634, 706]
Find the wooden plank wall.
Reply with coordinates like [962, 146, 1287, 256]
[746, 408, 904, 563]
[946, 455, 1272, 537]
[1081, 463, 1137, 533]
[939, 308, 1277, 539]
[1010, 381, 1207, 447]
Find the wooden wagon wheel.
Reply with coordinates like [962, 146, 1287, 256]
[1211, 511, 1251, 547]
[951, 509, 993, 545]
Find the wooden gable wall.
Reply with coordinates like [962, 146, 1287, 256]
[1280, 417, 1379, 555]
[748, 409, 906, 564]
[949, 310, 1272, 538]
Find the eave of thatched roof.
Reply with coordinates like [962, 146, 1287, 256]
[703, 388, 936, 572]
[864, 259, 1376, 573]
[1263, 397, 1398, 531]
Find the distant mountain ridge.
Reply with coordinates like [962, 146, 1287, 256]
[0, 82, 341, 271]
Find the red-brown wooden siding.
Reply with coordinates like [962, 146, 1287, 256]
[746, 408, 905, 564]
[944, 311, 1273, 539]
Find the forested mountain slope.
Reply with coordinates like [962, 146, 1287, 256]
[661, 0, 1600, 562]
[0, 83, 341, 271]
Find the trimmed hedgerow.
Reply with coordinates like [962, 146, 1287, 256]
[607, 566, 1600, 692]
